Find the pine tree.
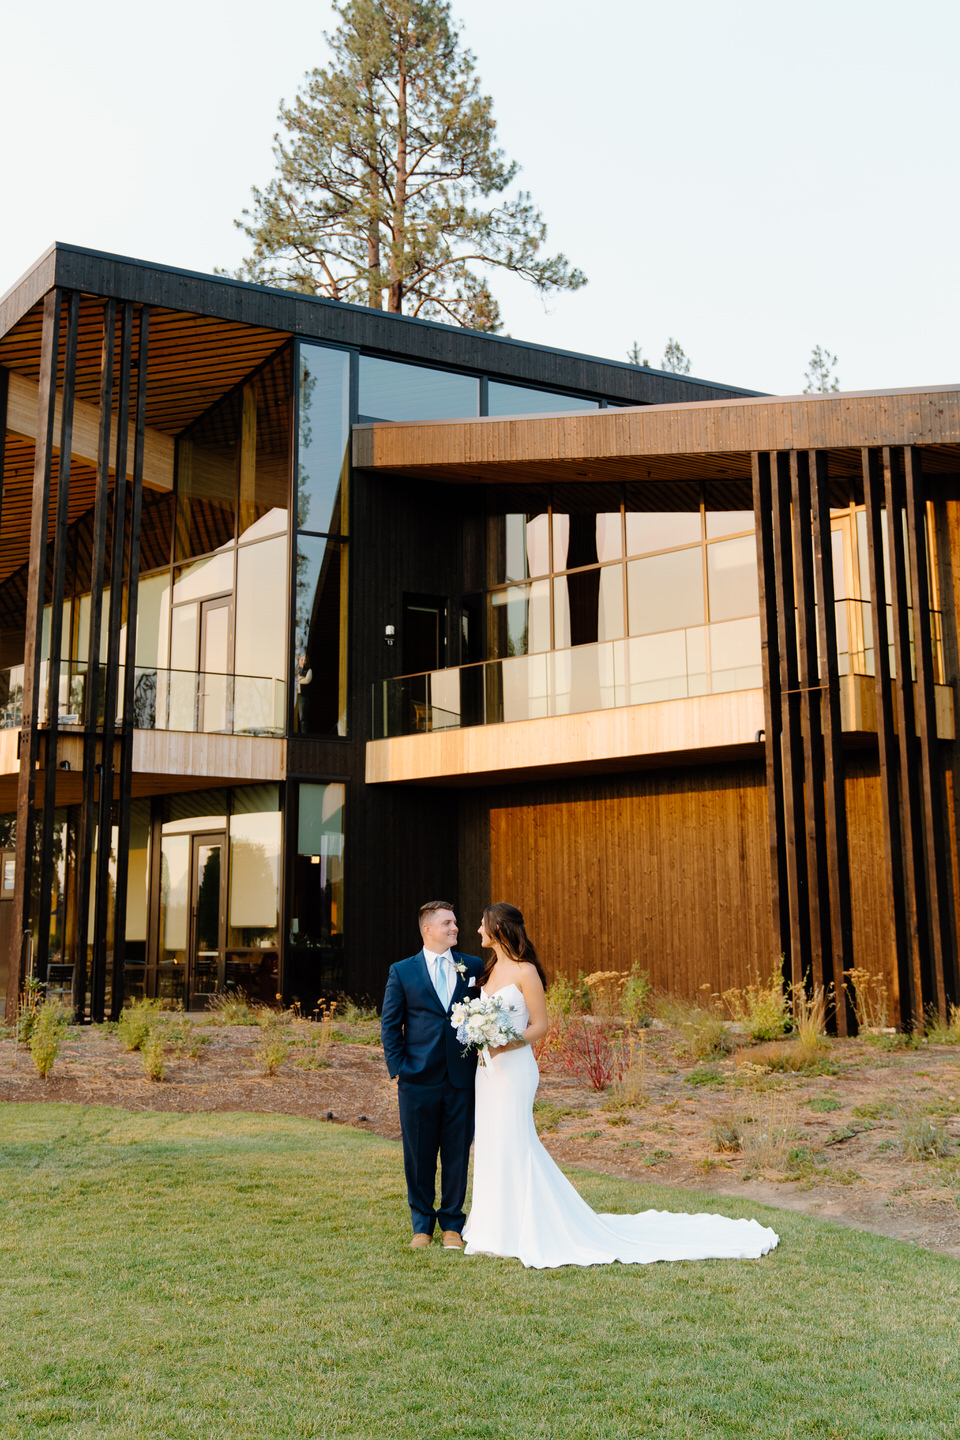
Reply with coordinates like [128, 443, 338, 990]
[662, 338, 691, 374]
[626, 342, 651, 368]
[229, 0, 586, 330]
[803, 345, 840, 393]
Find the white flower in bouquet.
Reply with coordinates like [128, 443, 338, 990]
[450, 993, 522, 1064]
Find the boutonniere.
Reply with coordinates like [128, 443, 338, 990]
[452, 959, 467, 978]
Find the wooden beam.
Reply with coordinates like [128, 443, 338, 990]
[6, 290, 62, 1017]
[790, 450, 830, 993]
[904, 446, 959, 1014]
[112, 307, 151, 1018]
[810, 448, 855, 1031]
[752, 452, 788, 966]
[78, 299, 117, 1022]
[3, 368, 174, 491]
[37, 291, 80, 984]
[884, 445, 931, 1025]
[772, 451, 810, 991]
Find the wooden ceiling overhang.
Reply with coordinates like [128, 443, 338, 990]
[352, 385, 960, 488]
[0, 242, 762, 588]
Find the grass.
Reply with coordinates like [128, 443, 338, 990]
[1, 1106, 960, 1440]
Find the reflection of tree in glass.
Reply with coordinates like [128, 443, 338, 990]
[196, 849, 221, 950]
[297, 361, 317, 531]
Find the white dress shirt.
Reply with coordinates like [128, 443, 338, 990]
[423, 947, 454, 1007]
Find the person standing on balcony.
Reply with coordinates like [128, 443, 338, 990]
[295, 652, 312, 733]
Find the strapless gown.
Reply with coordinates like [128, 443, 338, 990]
[462, 984, 779, 1269]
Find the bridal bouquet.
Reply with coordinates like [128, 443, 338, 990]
[450, 993, 522, 1064]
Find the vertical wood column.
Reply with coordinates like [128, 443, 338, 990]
[6, 291, 62, 1015]
[76, 299, 116, 1020]
[91, 304, 133, 1019]
[112, 306, 150, 1019]
[904, 448, 958, 1014]
[810, 450, 854, 1031]
[752, 452, 788, 964]
[790, 450, 831, 992]
[0, 366, 8, 535]
[861, 448, 916, 1026]
[771, 450, 810, 990]
[36, 291, 81, 984]
[885, 445, 933, 1020]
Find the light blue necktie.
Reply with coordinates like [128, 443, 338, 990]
[434, 956, 450, 1008]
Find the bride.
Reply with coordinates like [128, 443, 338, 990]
[462, 902, 779, 1269]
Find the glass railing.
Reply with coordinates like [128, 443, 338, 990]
[372, 603, 946, 741]
[0, 661, 286, 737]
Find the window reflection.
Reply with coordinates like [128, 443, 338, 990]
[487, 512, 549, 584]
[627, 549, 704, 635]
[289, 782, 345, 1004]
[705, 510, 755, 539]
[706, 536, 760, 622]
[487, 582, 550, 658]
[358, 355, 478, 422]
[295, 536, 347, 735]
[298, 344, 350, 537]
[625, 510, 701, 554]
[486, 381, 600, 416]
[554, 566, 623, 647]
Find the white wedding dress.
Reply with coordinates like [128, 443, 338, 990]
[463, 984, 779, 1269]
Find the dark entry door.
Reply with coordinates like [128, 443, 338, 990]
[402, 594, 446, 733]
[188, 832, 226, 1007]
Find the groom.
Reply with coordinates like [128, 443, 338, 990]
[381, 901, 480, 1250]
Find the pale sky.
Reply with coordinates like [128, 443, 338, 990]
[4, 0, 958, 397]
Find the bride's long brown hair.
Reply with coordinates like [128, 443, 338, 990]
[480, 902, 547, 988]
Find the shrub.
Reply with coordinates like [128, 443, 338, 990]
[925, 1004, 960, 1045]
[205, 991, 261, 1025]
[29, 1002, 71, 1079]
[845, 967, 889, 1032]
[609, 1028, 647, 1107]
[654, 995, 733, 1062]
[620, 965, 651, 1028]
[117, 997, 164, 1052]
[581, 971, 623, 1020]
[723, 968, 790, 1041]
[17, 974, 45, 1044]
[792, 983, 830, 1050]
[544, 974, 579, 1020]
[711, 1115, 744, 1153]
[899, 1113, 951, 1161]
[558, 1016, 620, 1091]
[255, 1010, 291, 1076]
[141, 1032, 166, 1082]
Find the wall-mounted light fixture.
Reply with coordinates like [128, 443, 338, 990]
[384, 624, 395, 647]
[755, 730, 765, 743]
[59, 759, 71, 771]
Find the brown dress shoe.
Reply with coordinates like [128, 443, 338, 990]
[409, 1233, 432, 1249]
[441, 1230, 464, 1250]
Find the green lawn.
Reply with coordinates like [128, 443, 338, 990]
[0, 1104, 957, 1439]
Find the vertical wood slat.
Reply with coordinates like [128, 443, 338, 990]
[790, 450, 830, 992]
[884, 445, 931, 1020]
[76, 298, 117, 1019]
[810, 449, 855, 1031]
[0, 366, 8, 537]
[91, 303, 134, 1019]
[752, 452, 788, 966]
[7, 290, 62, 1016]
[37, 291, 81, 983]
[861, 448, 914, 1026]
[112, 306, 150, 1018]
[904, 447, 959, 1013]
[772, 451, 809, 990]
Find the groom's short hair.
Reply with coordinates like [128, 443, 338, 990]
[419, 900, 456, 930]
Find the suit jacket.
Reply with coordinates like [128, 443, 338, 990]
[381, 949, 481, 1088]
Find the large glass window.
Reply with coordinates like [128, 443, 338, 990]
[486, 512, 549, 585]
[289, 782, 345, 1005]
[298, 344, 350, 538]
[627, 548, 705, 635]
[486, 382, 601, 416]
[228, 785, 281, 950]
[295, 535, 347, 736]
[706, 535, 760, 623]
[358, 356, 478, 422]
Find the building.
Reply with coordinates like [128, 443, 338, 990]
[2, 243, 959, 1030]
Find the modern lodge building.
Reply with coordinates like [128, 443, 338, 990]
[1, 243, 959, 1031]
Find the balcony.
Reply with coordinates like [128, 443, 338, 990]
[0, 662, 286, 737]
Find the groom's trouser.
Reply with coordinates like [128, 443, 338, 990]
[397, 1079, 475, 1234]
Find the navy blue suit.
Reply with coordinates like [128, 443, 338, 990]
[381, 949, 480, 1235]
